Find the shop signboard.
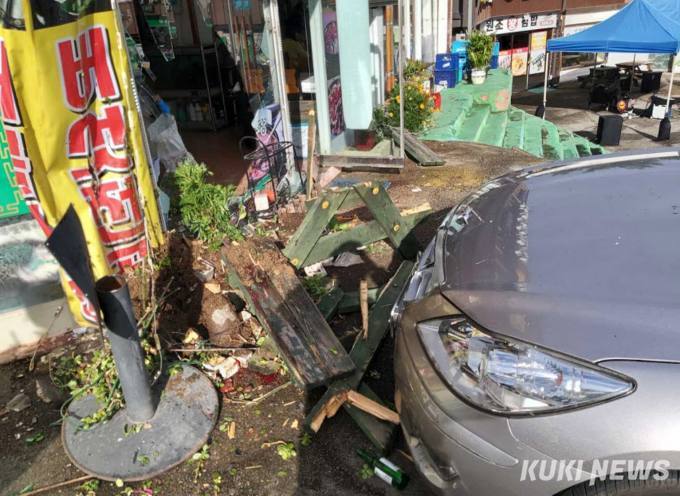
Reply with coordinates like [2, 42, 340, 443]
[498, 50, 513, 70]
[482, 14, 557, 35]
[529, 30, 548, 75]
[0, 0, 163, 325]
[511, 47, 528, 76]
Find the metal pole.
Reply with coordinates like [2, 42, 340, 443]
[398, 0, 405, 160]
[96, 275, 156, 423]
[467, 0, 473, 34]
[666, 54, 676, 114]
[541, 51, 551, 119]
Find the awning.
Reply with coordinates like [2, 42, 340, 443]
[547, 0, 680, 54]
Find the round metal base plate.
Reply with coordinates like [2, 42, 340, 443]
[62, 364, 218, 481]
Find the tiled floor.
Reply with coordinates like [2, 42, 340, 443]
[181, 126, 250, 187]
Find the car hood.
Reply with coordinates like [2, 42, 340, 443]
[440, 151, 680, 362]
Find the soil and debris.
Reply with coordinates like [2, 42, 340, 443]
[0, 142, 538, 496]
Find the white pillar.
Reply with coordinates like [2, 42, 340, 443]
[436, 0, 448, 54]
[369, 8, 385, 106]
[307, 0, 331, 154]
[404, 0, 412, 59]
[414, 0, 422, 60]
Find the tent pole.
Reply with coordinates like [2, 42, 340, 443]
[540, 52, 551, 119]
[666, 54, 675, 114]
[658, 53, 675, 141]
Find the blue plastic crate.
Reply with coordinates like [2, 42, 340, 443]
[434, 70, 456, 89]
[435, 53, 454, 71]
[491, 54, 499, 69]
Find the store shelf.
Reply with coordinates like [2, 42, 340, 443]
[158, 87, 222, 99]
[177, 119, 227, 131]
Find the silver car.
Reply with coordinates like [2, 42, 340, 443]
[393, 150, 680, 496]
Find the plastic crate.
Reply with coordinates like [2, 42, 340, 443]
[435, 53, 454, 71]
[434, 70, 456, 89]
[491, 54, 499, 69]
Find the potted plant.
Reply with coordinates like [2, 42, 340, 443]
[467, 30, 493, 85]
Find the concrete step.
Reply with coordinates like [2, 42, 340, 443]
[503, 108, 526, 150]
[457, 105, 491, 142]
[558, 130, 580, 160]
[573, 135, 596, 157]
[478, 111, 508, 147]
[449, 94, 474, 136]
[522, 115, 545, 158]
[541, 124, 564, 161]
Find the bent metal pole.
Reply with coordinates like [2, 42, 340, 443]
[96, 275, 156, 423]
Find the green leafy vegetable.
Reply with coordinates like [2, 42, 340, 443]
[174, 161, 243, 250]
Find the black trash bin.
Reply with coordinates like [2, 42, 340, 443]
[597, 114, 623, 146]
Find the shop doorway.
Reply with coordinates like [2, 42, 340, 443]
[124, 0, 291, 191]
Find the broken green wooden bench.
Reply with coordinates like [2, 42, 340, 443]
[282, 181, 431, 269]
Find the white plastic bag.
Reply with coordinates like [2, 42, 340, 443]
[147, 113, 189, 172]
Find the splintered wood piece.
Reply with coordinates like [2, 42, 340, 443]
[310, 390, 348, 432]
[360, 279, 369, 340]
[344, 383, 398, 454]
[346, 390, 400, 425]
[306, 109, 317, 198]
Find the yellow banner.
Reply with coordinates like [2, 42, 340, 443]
[0, 0, 163, 325]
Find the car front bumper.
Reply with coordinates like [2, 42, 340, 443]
[394, 323, 574, 496]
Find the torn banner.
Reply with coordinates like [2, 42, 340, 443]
[0, 0, 163, 325]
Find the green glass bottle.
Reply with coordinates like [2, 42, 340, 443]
[357, 448, 410, 490]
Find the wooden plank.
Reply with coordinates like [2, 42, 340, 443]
[306, 110, 317, 198]
[346, 390, 400, 425]
[316, 287, 345, 321]
[354, 184, 420, 260]
[310, 390, 346, 432]
[282, 189, 349, 268]
[305, 261, 414, 424]
[343, 383, 397, 454]
[337, 288, 379, 314]
[360, 280, 369, 339]
[303, 209, 430, 267]
[304, 218, 387, 267]
[319, 155, 405, 171]
[223, 240, 355, 389]
[390, 127, 445, 166]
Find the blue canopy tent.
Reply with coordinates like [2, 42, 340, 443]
[540, 0, 680, 122]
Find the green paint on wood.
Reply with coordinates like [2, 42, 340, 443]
[305, 260, 414, 428]
[285, 184, 430, 269]
[337, 287, 380, 314]
[317, 287, 344, 321]
[354, 183, 419, 260]
[344, 382, 397, 454]
[282, 189, 349, 267]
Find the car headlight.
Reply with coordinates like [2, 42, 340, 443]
[417, 318, 635, 415]
[390, 237, 438, 327]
